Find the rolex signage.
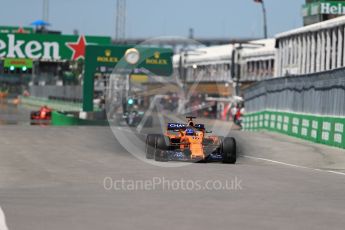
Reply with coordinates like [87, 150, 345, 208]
[83, 45, 173, 111]
[145, 51, 168, 65]
[0, 33, 111, 61]
[96, 49, 120, 63]
[85, 45, 173, 76]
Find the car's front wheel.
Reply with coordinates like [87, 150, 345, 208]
[155, 135, 169, 162]
[145, 134, 158, 159]
[221, 137, 237, 164]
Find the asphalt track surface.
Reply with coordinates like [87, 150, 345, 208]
[1, 110, 345, 229]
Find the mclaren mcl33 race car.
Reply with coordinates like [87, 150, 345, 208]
[30, 106, 52, 125]
[145, 117, 236, 164]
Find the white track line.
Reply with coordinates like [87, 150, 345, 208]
[0, 207, 9, 230]
[242, 155, 345, 176]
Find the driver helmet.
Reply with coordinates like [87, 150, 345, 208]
[186, 128, 195, 136]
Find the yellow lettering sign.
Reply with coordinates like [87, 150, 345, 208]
[97, 56, 119, 63]
[146, 59, 168, 65]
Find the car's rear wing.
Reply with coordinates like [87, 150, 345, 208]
[167, 123, 186, 131]
[167, 123, 205, 131]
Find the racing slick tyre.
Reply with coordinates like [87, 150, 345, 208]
[155, 135, 169, 162]
[221, 137, 237, 164]
[145, 134, 158, 159]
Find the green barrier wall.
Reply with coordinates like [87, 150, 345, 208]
[244, 111, 345, 149]
[52, 112, 108, 126]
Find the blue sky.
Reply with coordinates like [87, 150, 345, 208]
[1, 0, 305, 39]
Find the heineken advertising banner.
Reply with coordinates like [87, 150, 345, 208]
[0, 33, 111, 61]
[303, 1, 345, 17]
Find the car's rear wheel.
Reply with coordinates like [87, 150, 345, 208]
[221, 137, 237, 164]
[145, 134, 158, 159]
[155, 135, 169, 162]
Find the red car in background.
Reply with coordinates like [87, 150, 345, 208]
[30, 106, 52, 125]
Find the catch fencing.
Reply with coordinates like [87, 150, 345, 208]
[244, 68, 345, 117]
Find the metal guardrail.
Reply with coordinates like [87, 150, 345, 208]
[21, 96, 82, 111]
[29, 86, 83, 101]
[244, 68, 345, 116]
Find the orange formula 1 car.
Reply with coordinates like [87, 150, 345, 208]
[30, 106, 52, 125]
[145, 117, 236, 164]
